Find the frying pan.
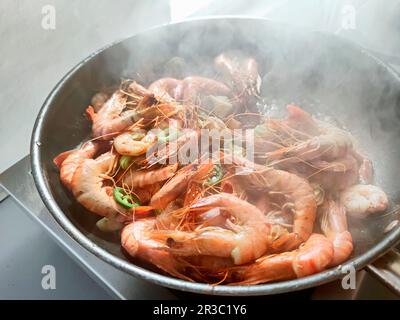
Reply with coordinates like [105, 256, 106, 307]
[31, 17, 400, 296]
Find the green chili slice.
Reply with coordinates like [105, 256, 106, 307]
[113, 187, 141, 209]
[131, 132, 145, 140]
[119, 156, 133, 170]
[206, 165, 223, 186]
[157, 128, 180, 143]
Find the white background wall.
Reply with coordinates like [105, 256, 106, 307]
[0, 0, 399, 172]
[0, 0, 170, 172]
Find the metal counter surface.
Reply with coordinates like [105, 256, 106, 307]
[0, 156, 176, 300]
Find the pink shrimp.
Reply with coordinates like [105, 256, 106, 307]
[214, 51, 261, 117]
[90, 92, 110, 112]
[181, 76, 232, 104]
[122, 219, 234, 282]
[121, 164, 178, 188]
[121, 219, 193, 281]
[340, 184, 388, 218]
[152, 193, 270, 265]
[71, 151, 132, 221]
[150, 161, 211, 210]
[154, 200, 183, 230]
[146, 129, 199, 167]
[351, 149, 374, 184]
[87, 91, 138, 139]
[283, 104, 320, 136]
[319, 199, 353, 266]
[283, 154, 361, 192]
[148, 78, 183, 101]
[114, 130, 158, 157]
[53, 141, 99, 190]
[223, 234, 333, 285]
[87, 83, 183, 139]
[123, 183, 161, 205]
[183, 162, 215, 207]
[220, 174, 248, 201]
[214, 51, 261, 97]
[232, 162, 317, 251]
[266, 123, 353, 164]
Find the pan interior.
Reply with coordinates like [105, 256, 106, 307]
[34, 19, 400, 284]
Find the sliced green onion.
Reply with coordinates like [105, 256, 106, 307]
[131, 132, 145, 140]
[157, 128, 180, 143]
[96, 217, 124, 232]
[206, 165, 223, 186]
[113, 187, 141, 209]
[119, 155, 133, 170]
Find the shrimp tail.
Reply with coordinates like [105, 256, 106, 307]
[86, 105, 98, 123]
[53, 149, 74, 168]
[319, 199, 353, 266]
[224, 234, 333, 285]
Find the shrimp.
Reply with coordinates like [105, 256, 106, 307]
[223, 234, 333, 285]
[127, 82, 184, 125]
[358, 158, 374, 185]
[249, 193, 292, 228]
[266, 123, 353, 164]
[124, 217, 233, 282]
[193, 193, 289, 250]
[114, 130, 158, 156]
[283, 104, 320, 136]
[214, 51, 261, 97]
[252, 194, 272, 216]
[155, 200, 182, 229]
[183, 162, 215, 206]
[121, 164, 178, 188]
[351, 149, 374, 184]
[195, 207, 230, 229]
[87, 91, 138, 139]
[121, 219, 193, 281]
[71, 151, 132, 221]
[152, 193, 270, 265]
[125, 183, 161, 205]
[233, 162, 317, 251]
[90, 92, 110, 112]
[87, 83, 183, 139]
[309, 164, 360, 192]
[150, 162, 211, 210]
[53, 141, 99, 190]
[147, 129, 199, 167]
[253, 105, 318, 155]
[148, 78, 183, 101]
[179, 255, 235, 283]
[220, 174, 248, 200]
[185, 256, 234, 273]
[340, 184, 388, 218]
[214, 51, 261, 118]
[319, 199, 353, 266]
[182, 76, 232, 104]
[282, 154, 360, 192]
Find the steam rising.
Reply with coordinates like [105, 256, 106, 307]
[91, 18, 400, 246]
